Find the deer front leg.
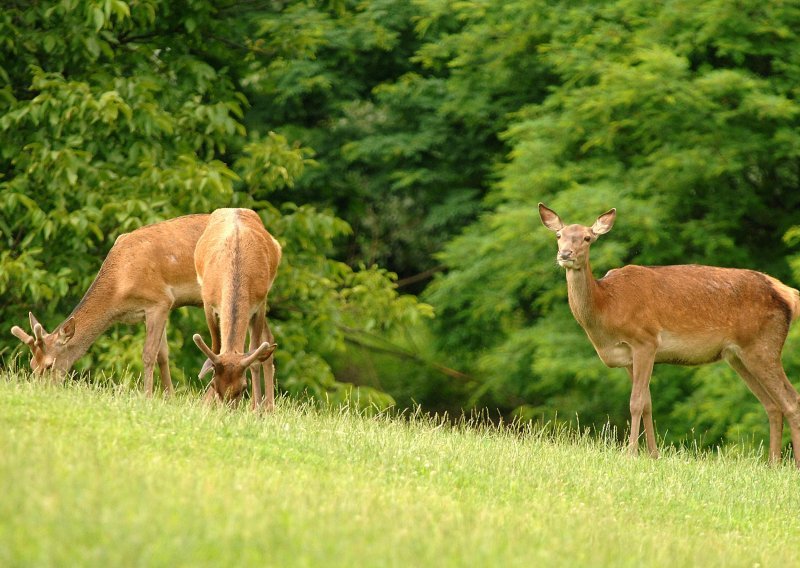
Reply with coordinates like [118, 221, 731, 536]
[248, 312, 264, 411]
[197, 304, 222, 380]
[627, 347, 658, 458]
[156, 327, 174, 396]
[143, 307, 170, 397]
[204, 304, 221, 354]
[261, 315, 276, 412]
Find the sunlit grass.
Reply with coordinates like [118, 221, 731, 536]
[1, 370, 799, 567]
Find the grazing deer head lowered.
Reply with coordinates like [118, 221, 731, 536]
[193, 208, 281, 410]
[11, 214, 211, 395]
[12, 312, 75, 375]
[539, 203, 800, 467]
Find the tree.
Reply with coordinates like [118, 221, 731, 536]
[0, 0, 431, 406]
[427, 0, 800, 446]
[243, 0, 560, 285]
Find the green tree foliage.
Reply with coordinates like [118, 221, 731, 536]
[244, 0, 555, 280]
[428, 0, 800, 445]
[0, 0, 431, 406]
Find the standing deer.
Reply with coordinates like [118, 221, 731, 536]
[11, 214, 211, 395]
[192, 208, 281, 410]
[538, 203, 800, 467]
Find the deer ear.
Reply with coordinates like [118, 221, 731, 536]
[538, 203, 564, 232]
[32, 323, 46, 346]
[11, 326, 35, 347]
[28, 312, 48, 337]
[241, 342, 277, 368]
[198, 358, 214, 379]
[591, 208, 616, 235]
[59, 317, 75, 344]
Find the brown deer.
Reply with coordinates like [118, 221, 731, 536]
[538, 203, 800, 467]
[11, 214, 211, 395]
[192, 208, 281, 410]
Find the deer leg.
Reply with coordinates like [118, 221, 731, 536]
[642, 393, 658, 458]
[627, 347, 658, 458]
[156, 327, 175, 396]
[726, 353, 784, 464]
[248, 312, 265, 412]
[142, 307, 169, 397]
[204, 304, 221, 354]
[261, 314, 276, 413]
[198, 303, 222, 383]
[781, 382, 800, 469]
[765, 374, 800, 468]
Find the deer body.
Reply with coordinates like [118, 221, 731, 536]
[570, 264, 798, 368]
[539, 203, 800, 466]
[192, 208, 280, 409]
[12, 214, 211, 395]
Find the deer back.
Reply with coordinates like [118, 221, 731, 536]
[194, 209, 280, 306]
[595, 264, 799, 337]
[106, 214, 210, 309]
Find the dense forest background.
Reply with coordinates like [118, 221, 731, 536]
[3, 0, 800, 451]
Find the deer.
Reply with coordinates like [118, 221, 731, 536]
[191, 208, 281, 410]
[538, 203, 800, 467]
[11, 214, 212, 395]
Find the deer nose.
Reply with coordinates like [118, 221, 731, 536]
[558, 250, 573, 260]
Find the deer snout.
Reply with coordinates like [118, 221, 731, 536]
[556, 249, 577, 268]
[214, 375, 247, 403]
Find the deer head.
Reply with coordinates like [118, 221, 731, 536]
[11, 312, 76, 376]
[538, 203, 616, 269]
[193, 333, 276, 402]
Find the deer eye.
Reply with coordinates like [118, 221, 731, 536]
[584, 236, 592, 242]
[556, 233, 562, 239]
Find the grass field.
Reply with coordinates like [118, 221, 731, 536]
[1, 373, 799, 567]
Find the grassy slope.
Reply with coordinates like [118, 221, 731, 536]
[0, 375, 798, 567]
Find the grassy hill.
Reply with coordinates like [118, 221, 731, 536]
[1, 372, 799, 567]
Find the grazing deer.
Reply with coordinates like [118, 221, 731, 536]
[11, 214, 211, 395]
[538, 203, 800, 467]
[192, 208, 281, 410]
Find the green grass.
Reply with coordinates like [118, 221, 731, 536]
[1, 373, 799, 567]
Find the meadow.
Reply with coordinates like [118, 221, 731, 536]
[1, 372, 798, 568]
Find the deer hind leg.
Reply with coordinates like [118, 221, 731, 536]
[627, 346, 658, 458]
[780, 380, 800, 468]
[156, 327, 174, 396]
[142, 307, 170, 397]
[725, 352, 784, 464]
[736, 345, 800, 467]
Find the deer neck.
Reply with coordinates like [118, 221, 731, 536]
[565, 260, 600, 329]
[58, 279, 121, 366]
